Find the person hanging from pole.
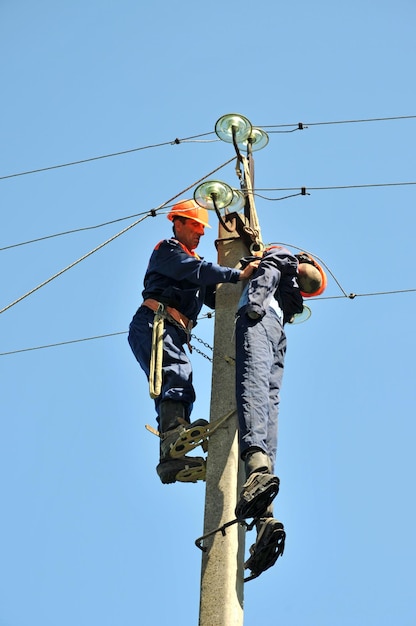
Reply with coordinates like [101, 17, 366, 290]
[127, 199, 259, 485]
[234, 244, 327, 579]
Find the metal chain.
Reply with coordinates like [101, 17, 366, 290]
[190, 333, 213, 362]
[162, 312, 233, 365]
[191, 333, 213, 351]
[190, 332, 235, 366]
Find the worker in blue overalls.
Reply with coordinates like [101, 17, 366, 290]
[128, 199, 259, 485]
[234, 245, 327, 579]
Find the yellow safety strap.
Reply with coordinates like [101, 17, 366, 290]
[149, 305, 165, 399]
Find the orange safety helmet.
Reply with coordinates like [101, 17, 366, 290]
[296, 252, 327, 297]
[167, 199, 211, 228]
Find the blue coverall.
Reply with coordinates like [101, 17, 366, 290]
[235, 247, 304, 470]
[128, 237, 241, 422]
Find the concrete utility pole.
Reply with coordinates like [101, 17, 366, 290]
[196, 113, 265, 623]
[198, 217, 249, 626]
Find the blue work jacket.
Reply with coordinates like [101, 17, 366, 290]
[142, 238, 241, 323]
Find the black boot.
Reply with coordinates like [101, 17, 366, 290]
[235, 448, 280, 520]
[156, 401, 206, 485]
[158, 400, 187, 460]
[244, 468, 286, 580]
[245, 449, 270, 476]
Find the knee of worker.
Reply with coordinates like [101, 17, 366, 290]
[128, 328, 152, 376]
[160, 372, 196, 414]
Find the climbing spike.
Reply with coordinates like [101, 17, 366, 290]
[145, 424, 160, 438]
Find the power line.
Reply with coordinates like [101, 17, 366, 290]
[0, 208, 159, 251]
[0, 157, 235, 315]
[315, 288, 416, 300]
[2, 178, 415, 253]
[0, 213, 152, 316]
[0, 132, 215, 181]
[262, 114, 416, 131]
[1, 287, 414, 357]
[0, 331, 128, 356]
[1, 114, 414, 181]
[255, 181, 416, 193]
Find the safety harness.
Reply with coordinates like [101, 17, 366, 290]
[142, 298, 193, 399]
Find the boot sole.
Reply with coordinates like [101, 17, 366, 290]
[156, 457, 206, 484]
[235, 473, 280, 520]
[245, 518, 286, 578]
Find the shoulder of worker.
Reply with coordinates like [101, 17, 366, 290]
[152, 238, 203, 259]
[152, 237, 189, 251]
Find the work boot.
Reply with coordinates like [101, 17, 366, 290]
[158, 400, 186, 434]
[158, 400, 209, 458]
[156, 400, 206, 485]
[156, 456, 206, 484]
[158, 400, 188, 460]
[245, 449, 269, 476]
[235, 449, 280, 520]
[244, 517, 286, 580]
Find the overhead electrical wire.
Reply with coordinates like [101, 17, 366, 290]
[1, 287, 414, 357]
[0, 241, 413, 355]
[0, 132, 215, 181]
[0, 213, 151, 315]
[0, 209, 159, 251]
[2, 178, 415, 253]
[2, 216, 415, 356]
[1, 114, 414, 181]
[262, 114, 416, 131]
[1, 114, 414, 344]
[0, 332, 128, 356]
[0, 157, 235, 316]
[315, 288, 416, 300]
[254, 181, 416, 193]
[2, 112, 414, 253]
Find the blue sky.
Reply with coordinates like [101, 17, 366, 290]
[1, 1, 415, 625]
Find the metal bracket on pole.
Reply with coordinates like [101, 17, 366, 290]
[195, 518, 256, 553]
[241, 156, 261, 243]
[227, 124, 261, 248]
[214, 212, 260, 252]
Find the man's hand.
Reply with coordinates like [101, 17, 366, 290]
[238, 260, 260, 281]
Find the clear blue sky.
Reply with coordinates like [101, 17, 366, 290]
[1, 1, 415, 625]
